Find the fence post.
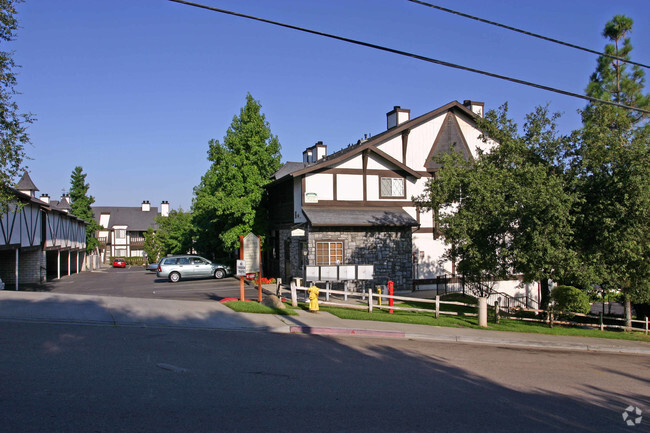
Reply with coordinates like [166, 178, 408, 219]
[368, 289, 373, 313]
[290, 281, 298, 307]
[599, 312, 604, 332]
[275, 278, 282, 296]
[435, 295, 440, 319]
[646, 317, 649, 336]
[325, 281, 330, 301]
[494, 301, 500, 324]
[478, 297, 488, 327]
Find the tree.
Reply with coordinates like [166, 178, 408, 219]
[192, 93, 282, 259]
[69, 166, 100, 253]
[0, 0, 34, 210]
[154, 209, 193, 256]
[572, 15, 650, 323]
[414, 105, 575, 302]
[143, 227, 161, 264]
[585, 15, 650, 124]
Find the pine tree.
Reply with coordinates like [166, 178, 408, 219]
[69, 166, 100, 252]
[192, 93, 282, 259]
[0, 0, 33, 210]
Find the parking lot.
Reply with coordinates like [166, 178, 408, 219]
[24, 266, 262, 302]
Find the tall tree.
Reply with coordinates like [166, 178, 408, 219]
[0, 0, 33, 210]
[573, 15, 650, 323]
[192, 93, 281, 259]
[143, 227, 161, 264]
[585, 15, 650, 124]
[154, 209, 193, 257]
[69, 166, 100, 252]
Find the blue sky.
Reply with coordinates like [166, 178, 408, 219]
[10, 0, 650, 210]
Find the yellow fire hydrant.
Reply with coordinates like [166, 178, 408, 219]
[308, 285, 320, 312]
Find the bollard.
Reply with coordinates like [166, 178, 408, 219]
[377, 285, 383, 306]
[388, 280, 394, 314]
[290, 281, 298, 307]
[478, 297, 488, 327]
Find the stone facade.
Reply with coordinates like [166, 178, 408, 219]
[307, 227, 413, 290]
[0, 247, 46, 285]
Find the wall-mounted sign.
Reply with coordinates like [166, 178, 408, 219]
[305, 192, 318, 203]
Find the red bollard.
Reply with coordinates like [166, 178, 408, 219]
[388, 280, 394, 314]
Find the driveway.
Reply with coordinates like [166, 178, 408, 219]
[20, 266, 262, 302]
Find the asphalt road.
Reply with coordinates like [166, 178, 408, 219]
[0, 321, 647, 432]
[29, 266, 262, 301]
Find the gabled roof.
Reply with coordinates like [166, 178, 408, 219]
[276, 101, 477, 180]
[92, 206, 160, 231]
[15, 172, 38, 192]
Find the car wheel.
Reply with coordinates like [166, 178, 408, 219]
[169, 272, 181, 283]
[214, 269, 225, 279]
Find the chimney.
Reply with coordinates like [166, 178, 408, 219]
[303, 141, 327, 164]
[463, 100, 484, 117]
[386, 106, 410, 129]
[61, 194, 70, 204]
[40, 194, 50, 204]
[160, 201, 169, 217]
[141, 200, 150, 212]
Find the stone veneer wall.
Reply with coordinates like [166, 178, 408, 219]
[307, 227, 413, 290]
[0, 247, 45, 285]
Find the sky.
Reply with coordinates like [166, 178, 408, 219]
[9, 0, 650, 210]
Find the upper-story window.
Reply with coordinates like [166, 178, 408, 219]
[380, 177, 405, 198]
[116, 229, 126, 239]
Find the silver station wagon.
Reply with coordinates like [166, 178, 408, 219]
[156, 255, 231, 283]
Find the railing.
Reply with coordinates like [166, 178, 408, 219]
[130, 237, 145, 248]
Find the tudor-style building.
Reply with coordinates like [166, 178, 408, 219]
[266, 100, 538, 304]
[266, 100, 489, 289]
[0, 173, 88, 289]
[93, 200, 170, 262]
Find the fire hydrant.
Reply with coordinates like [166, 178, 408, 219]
[308, 285, 320, 312]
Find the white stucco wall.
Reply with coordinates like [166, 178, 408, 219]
[336, 174, 363, 200]
[305, 173, 334, 201]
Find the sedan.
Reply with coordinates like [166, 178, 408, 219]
[156, 255, 231, 283]
[145, 263, 158, 272]
[112, 258, 127, 268]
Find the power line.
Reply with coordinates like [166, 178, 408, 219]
[407, 0, 650, 70]
[168, 0, 650, 115]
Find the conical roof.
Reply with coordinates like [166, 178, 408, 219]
[15, 172, 38, 193]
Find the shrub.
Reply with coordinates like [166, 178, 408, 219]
[551, 285, 591, 314]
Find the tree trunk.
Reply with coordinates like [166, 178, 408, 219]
[625, 295, 632, 330]
[540, 279, 551, 311]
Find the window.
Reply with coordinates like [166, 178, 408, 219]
[316, 241, 343, 266]
[115, 229, 126, 239]
[380, 177, 405, 198]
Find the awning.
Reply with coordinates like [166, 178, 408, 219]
[303, 207, 418, 227]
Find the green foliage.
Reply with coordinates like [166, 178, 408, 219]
[0, 0, 34, 210]
[143, 227, 161, 264]
[585, 15, 650, 123]
[154, 208, 193, 256]
[551, 285, 591, 314]
[68, 166, 101, 253]
[192, 93, 282, 258]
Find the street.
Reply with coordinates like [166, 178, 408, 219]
[0, 321, 647, 432]
[30, 266, 261, 301]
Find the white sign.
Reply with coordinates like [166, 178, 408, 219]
[357, 265, 374, 280]
[243, 233, 260, 273]
[338, 265, 356, 280]
[305, 192, 318, 203]
[305, 266, 320, 281]
[236, 260, 246, 277]
[320, 266, 338, 281]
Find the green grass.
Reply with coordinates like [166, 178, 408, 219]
[223, 300, 298, 316]
[315, 303, 650, 342]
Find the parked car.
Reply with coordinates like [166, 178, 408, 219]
[145, 262, 158, 272]
[156, 255, 231, 283]
[113, 258, 127, 268]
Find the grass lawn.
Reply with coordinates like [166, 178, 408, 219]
[316, 301, 650, 342]
[223, 300, 298, 316]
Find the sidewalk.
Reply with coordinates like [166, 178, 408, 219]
[0, 290, 648, 355]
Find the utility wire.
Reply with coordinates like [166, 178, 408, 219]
[168, 0, 650, 115]
[407, 0, 650, 70]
